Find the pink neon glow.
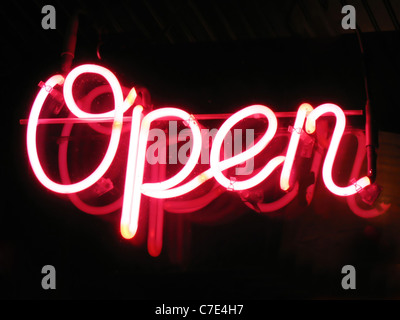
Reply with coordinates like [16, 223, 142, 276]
[121, 107, 202, 239]
[141, 109, 202, 192]
[244, 182, 299, 213]
[27, 75, 66, 191]
[58, 115, 123, 215]
[147, 161, 166, 257]
[27, 66, 136, 195]
[306, 103, 371, 196]
[280, 103, 313, 191]
[120, 105, 144, 239]
[164, 185, 226, 213]
[63, 64, 133, 118]
[78, 84, 131, 135]
[142, 168, 214, 199]
[57, 82, 135, 215]
[209, 105, 284, 191]
[345, 130, 390, 218]
[25, 63, 387, 257]
[143, 105, 286, 199]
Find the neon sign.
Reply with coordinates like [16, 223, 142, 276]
[24, 64, 390, 256]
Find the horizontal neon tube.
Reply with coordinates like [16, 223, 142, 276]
[19, 109, 363, 125]
[306, 103, 371, 196]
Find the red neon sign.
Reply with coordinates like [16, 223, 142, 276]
[25, 64, 390, 256]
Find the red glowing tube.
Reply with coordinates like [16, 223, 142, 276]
[58, 117, 123, 215]
[27, 65, 136, 195]
[25, 62, 391, 256]
[120, 105, 144, 239]
[142, 167, 214, 199]
[145, 105, 285, 199]
[121, 107, 203, 239]
[57, 81, 132, 214]
[27, 75, 65, 190]
[164, 185, 226, 213]
[76, 84, 131, 135]
[147, 161, 166, 257]
[63, 64, 132, 118]
[306, 103, 371, 196]
[243, 182, 299, 213]
[147, 197, 165, 257]
[345, 130, 390, 218]
[141, 109, 203, 192]
[280, 103, 313, 191]
[209, 105, 283, 191]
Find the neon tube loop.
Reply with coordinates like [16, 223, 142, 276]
[26, 63, 381, 246]
[209, 105, 285, 191]
[58, 116, 124, 215]
[305, 103, 371, 196]
[57, 82, 134, 215]
[63, 64, 133, 118]
[345, 130, 390, 218]
[27, 65, 136, 194]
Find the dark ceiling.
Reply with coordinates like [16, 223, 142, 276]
[3, 0, 400, 46]
[3, 0, 400, 133]
[1, 0, 398, 113]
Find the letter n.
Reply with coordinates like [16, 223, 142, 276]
[41, 265, 56, 289]
[41, 5, 56, 30]
[341, 5, 356, 30]
[341, 265, 356, 290]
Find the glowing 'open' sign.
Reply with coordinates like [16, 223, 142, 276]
[25, 64, 389, 256]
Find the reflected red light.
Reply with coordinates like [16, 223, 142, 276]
[25, 64, 391, 256]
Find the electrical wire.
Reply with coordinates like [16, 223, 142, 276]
[355, 26, 377, 183]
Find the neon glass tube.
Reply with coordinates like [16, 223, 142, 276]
[305, 103, 371, 196]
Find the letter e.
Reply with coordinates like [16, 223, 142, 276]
[341, 5, 356, 30]
[41, 5, 56, 30]
[41, 265, 56, 289]
[341, 265, 356, 290]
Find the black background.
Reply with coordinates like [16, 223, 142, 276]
[1, 0, 400, 301]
